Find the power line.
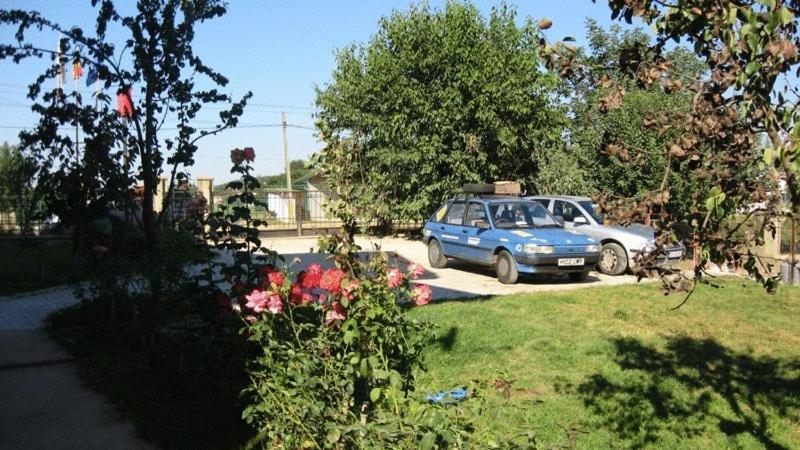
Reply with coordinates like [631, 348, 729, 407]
[0, 122, 315, 131]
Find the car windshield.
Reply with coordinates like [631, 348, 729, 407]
[489, 202, 561, 229]
[578, 200, 604, 224]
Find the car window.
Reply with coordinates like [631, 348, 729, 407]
[465, 202, 488, 227]
[445, 201, 466, 225]
[578, 200, 604, 223]
[489, 202, 560, 228]
[553, 200, 586, 223]
[433, 203, 449, 223]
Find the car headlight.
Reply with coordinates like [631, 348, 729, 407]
[585, 244, 600, 253]
[524, 244, 554, 254]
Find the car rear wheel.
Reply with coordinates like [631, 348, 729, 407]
[428, 239, 448, 268]
[568, 271, 589, 282]
[496, 250, 519, 284]
[599, 242, 627, 275]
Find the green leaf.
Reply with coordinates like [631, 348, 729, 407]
[420, 432, 437, 450]
[778, 6, 793, 26]
[369, 387, 382, 402]
[745, 61, 760, 76]
[763, 147, 773, 166]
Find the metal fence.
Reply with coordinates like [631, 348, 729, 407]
[212, 189, 421, 236]
[213, 189, 341, 234]
[0, 188, 48, 236]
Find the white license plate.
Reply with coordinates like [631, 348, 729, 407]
[558, 258, 584, 267]
[668, 250, 683, 258]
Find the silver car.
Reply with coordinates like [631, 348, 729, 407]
[527, 195, 685, 275]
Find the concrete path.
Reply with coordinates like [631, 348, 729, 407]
[257, 236, 642, 300]
[0, 288, 154, 450]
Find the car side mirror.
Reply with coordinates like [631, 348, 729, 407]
[475, 220, 490, 229]
[573, 216, 589, 225]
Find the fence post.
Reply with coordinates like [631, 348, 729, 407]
[295, 190, 303, 237]
[195, 177, 214, 213]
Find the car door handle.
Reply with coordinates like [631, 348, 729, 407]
[461, 230, 468, 234]
[439, 226, 445, 231]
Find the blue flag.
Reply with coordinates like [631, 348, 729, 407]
[85, 64, 98, 87]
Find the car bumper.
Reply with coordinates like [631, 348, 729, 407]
[630, 245, 685, 267]
[514, 252, 600, 273]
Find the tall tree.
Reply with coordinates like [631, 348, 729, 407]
[315, 2, 566, 225]
[0, 0, 250, 253]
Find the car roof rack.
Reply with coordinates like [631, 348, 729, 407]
[456, 181, 522, 200]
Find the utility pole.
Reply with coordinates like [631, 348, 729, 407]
[282, 112, 292, 190]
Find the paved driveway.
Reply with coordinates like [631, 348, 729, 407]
[258, 236, 641, 300]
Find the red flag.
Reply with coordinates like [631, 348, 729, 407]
[116, 88, 134, 117]
[71, 62, 84, 80]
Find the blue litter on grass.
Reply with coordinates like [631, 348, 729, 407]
[425, 387, 468, 404]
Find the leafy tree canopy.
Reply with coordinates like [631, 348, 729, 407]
[0, 0, 250, 250]
[558, 21, 756, 223]
[560, 0, 800, 290]
[315, 1, 567, 224]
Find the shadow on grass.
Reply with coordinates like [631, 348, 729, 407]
[576, 336, 800, 449]
[433, 326, 459, 351]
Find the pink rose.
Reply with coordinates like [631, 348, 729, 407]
[266, 294, 283, 315]
[387, 267, 404, 288]
[245, 289, 269, 313]
[342, 280, 359, 301]
[243, 147, 256, 162]
[412, 284, 432, 306]
[325, 302, 347, 327]
[320, 268, 346, 293]
[408, 262, 425, 279]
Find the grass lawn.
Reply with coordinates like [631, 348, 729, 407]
[408, 280, 800, 449]
[0, 238, 76, 295]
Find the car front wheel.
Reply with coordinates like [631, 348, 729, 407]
[428, 239, 448, 268]
[598, 242, 627, 275]
[496, 250, 519, 284]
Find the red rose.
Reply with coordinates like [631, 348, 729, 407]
[243, 147, 256, 162]
[320, 268, 345, 293]
[290, 284, 304, 304]
[267, 271, 285, 288]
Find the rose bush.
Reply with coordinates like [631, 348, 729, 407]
[197, 148, 541, 449]
[234, 238, 461, 448]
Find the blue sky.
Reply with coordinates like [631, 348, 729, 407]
[0, 1, 631, 184]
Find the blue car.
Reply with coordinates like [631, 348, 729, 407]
[422, 195, 601, 284]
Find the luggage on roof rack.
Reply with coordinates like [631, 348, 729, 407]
[493, 181, 521, 195]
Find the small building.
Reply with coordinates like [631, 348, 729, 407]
[292, 171, 338, 222]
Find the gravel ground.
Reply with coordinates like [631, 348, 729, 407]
[258, 236, 643, 300]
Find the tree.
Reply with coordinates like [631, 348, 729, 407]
[0, 142, 40, 232]
[563, 0, 800, 290]
[0, 1, 250, 254]
[562, 22, 730, 222]
[1, 0, 251, 313]
[315, 2, 566, 225]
